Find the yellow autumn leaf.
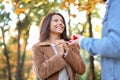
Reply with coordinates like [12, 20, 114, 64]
[0, 0, 3, 2]
[95, 25, 101, 33]
[23, 0, 31, 3]
[61, 1, 66, 9]
[83, 32, 89, 37]
[5, 0, 9, 4]
[13, 2, 20, 9]
[14, 8, 26, 15]
[70, 14, 76, 18]
[68, 0, 75, 3]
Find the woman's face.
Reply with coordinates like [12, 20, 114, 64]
[50, 14, 65, 35]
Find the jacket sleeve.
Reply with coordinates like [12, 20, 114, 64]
[64, 45, 86, 75]
[32, 45, 66, 79]
[80, 0, 120, 59]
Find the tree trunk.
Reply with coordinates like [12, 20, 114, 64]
[88, 13, 95, 80]
[1, 27, 12, 80]
[68, 9, 72, 37]
[21, 31, 29, 79]
[16, 21, 22, 80]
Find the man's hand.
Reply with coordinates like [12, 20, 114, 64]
[68, 34, 82, 48]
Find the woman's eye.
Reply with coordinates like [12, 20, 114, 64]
[54, 19, 64, 23]
[61, 20, 64, 23]
[54, 19, 58, 22]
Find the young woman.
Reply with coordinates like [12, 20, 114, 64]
[32, 12, 86, 80]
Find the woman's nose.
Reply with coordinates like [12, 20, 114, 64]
[58, 20, 62, 24]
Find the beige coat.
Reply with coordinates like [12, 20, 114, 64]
[32, 42, 86, 80]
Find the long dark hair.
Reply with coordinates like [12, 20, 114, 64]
[103, 0, 107, 2]
[39, 12, 69, 42]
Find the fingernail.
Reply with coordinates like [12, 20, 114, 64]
[68, 40, 72, 43]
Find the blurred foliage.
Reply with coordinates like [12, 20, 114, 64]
[0, 0, 61, 80]
[0, 0, 105, 80]
[62, 0, 104, 14]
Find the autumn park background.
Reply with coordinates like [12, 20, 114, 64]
[0, 0, 106, 80]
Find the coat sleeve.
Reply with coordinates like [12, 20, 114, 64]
[64, 45, 86, 75]
[32, 45, 66, 79]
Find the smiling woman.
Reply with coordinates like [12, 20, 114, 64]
[50, 14, 65, 35]
[32, 12, 86, 80]
[39, 12, 69, 42]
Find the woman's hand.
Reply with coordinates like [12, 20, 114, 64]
[53, 39, 69, 56]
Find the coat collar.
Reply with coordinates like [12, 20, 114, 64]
[38, 41, 52, 46]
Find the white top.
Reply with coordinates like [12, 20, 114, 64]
[50, 44, 69, 80]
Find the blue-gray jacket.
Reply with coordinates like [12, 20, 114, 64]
[80, 0, 120, 80]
